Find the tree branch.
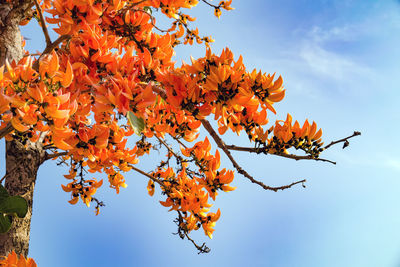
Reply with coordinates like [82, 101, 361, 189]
[32, 34, 71, 70]
[171, 135, 188, 149]
[146, 82, 308, 191]
[184, 231, 210, 254]
[128, 164, 164, 187]
[33, 0, 51, 46]
[44, 151, 69, 161]
[225, 145, 337, 165]
[176, 211, 210, 254]
[155, 135, 181, 159]
[201, 119, 306, 192]
[130, 163, 210, 253]
[324, 131, 361, 150]
[134, 9, 170, 33]
[201, 0, 219, 8]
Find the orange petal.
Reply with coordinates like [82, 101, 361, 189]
[61, 60, 73, 87]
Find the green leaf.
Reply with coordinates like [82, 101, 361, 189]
[127, 111, 145, 136]
[0, 196, 28, 218]
[143, 6, 152, 15]
[0, 184, 9, 203]
[0, 213, 12, 233]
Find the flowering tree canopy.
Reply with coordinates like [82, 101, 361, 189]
[0, 0, 359, 258]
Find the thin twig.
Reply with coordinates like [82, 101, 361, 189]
[184, 232, 210, 254]
[225, 145, 336, 165]
[171, 135, 188, 149]
[324, 131, 361, 150]
[42, 145, 57, 150]
[155, 136, 181, 159]
[134, 9, 170, 33]
[201, 119, 306, 192]
[42, 34, 70, 55]
[33, 0, 51, 46]
[201, 0, 219, 8]
[176, 211, 210, 254]
[44, 151, 69, 161]
[129, 164, 164, 187]
[271, 152, 336, 164]
[23, 53, 41, 57]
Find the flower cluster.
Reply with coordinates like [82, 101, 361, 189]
[251, 114, 324, 158]
[0, 251, 37, 267]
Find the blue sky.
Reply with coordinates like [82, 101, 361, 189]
[1, 0, 400, 266]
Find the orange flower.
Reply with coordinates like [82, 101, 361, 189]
[147, 179, 155, 196]
[0, 251, 37, 267]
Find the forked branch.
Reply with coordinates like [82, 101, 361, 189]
[324, 131, 361, 150]
[176, 211, 210, 254]
[201, 119, 307, 192]
[224, 131, 361, 165]
[225, 145, 337, 164]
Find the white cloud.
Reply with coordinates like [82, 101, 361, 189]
[298, 42, 372, 83]
[308, 24, 361, 43]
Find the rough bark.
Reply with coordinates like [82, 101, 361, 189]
[0, 0, 41, 258]
[0, 141, 45, 257]
[0, 1, 33, 66]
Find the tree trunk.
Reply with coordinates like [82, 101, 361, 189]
[0, 141, 44, 257]
[0, 0, 42, 258]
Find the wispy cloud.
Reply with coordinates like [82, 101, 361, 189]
[307, 24, 363, 43]
[298, 42, 373, 84]
[252, 4, 397, 103]
[281, 20, 379, 99]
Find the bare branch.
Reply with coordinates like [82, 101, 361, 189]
[176, 211, 210, 254]
[225, 145, 336, 165]
[324, 131, 361, 150]
[155, 136, 181, 159]
[201, 0, 219, 8]
[184, 232, 210, 254]
[33, 0, 51, 46]
[128, 164, 164, 187]
[44, 151, 69, 161]
[134, 9, 170, 33]
[201, 119, 306, 192]
[42, 34, 70, 55]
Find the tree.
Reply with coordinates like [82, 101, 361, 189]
[0, 0, 360, 260]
